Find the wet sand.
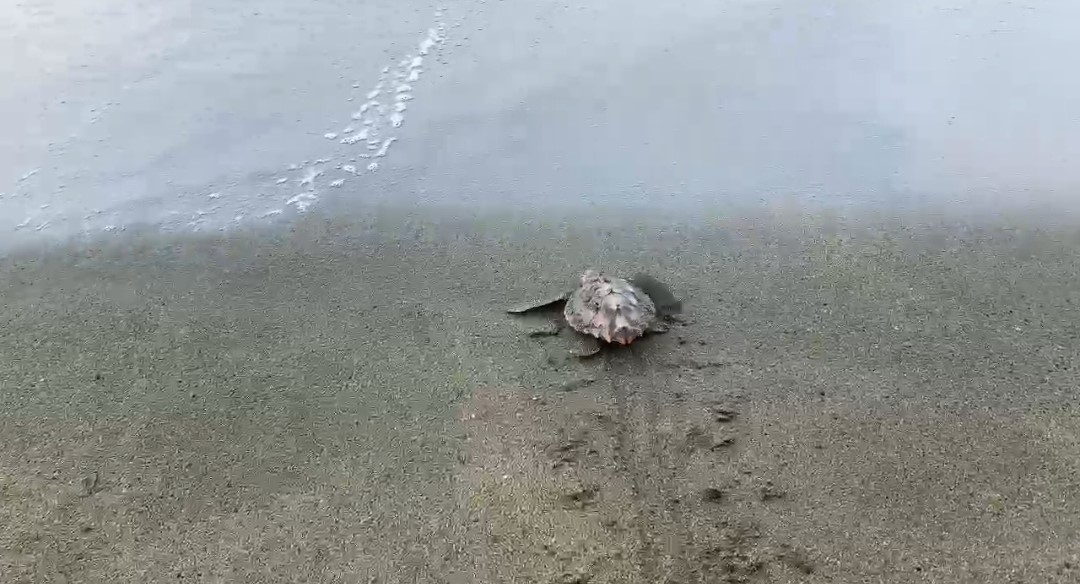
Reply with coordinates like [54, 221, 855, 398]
[1, 207, 1079, 583]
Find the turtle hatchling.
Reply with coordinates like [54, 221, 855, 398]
[507, 270, 683, 357]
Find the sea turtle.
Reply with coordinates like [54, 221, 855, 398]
[507, 270, 683, 357]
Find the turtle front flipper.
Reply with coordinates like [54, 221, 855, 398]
[506, 291, 570, 315]
[628, 273, 682, 317]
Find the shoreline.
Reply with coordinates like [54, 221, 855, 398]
[5, 195, 1080, 259]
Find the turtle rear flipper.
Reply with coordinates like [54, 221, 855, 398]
[506, 291, 570, 315]
[629, 273, 682, 316]
[645, 320, 672, 335]
[568, 334, 602, 358]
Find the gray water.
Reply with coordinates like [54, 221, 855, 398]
[3, 0, 1079, 249]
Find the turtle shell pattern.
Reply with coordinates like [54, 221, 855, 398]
[564, 270, 657, 345]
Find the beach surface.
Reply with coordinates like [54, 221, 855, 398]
[2, 208, 1078, 583]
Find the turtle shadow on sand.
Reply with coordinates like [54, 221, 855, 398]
[507, 270, 684, 358]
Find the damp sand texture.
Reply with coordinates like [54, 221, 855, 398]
[1, 212, 1079, 583]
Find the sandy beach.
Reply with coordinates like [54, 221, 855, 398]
[1, 206, 1078, 583]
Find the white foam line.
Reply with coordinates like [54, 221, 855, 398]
[286, 192, 318, 212]
[14, 14, 452, 238]
[376, 138, 396, 157]
[299, 167, 323, 188]
[340, 128, 370, 145]
[265, 7, 448, 221]
[419, 37, 436, 55]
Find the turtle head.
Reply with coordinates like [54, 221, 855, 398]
[601, 303, 649, 345]
[609, 325, 641, 345]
